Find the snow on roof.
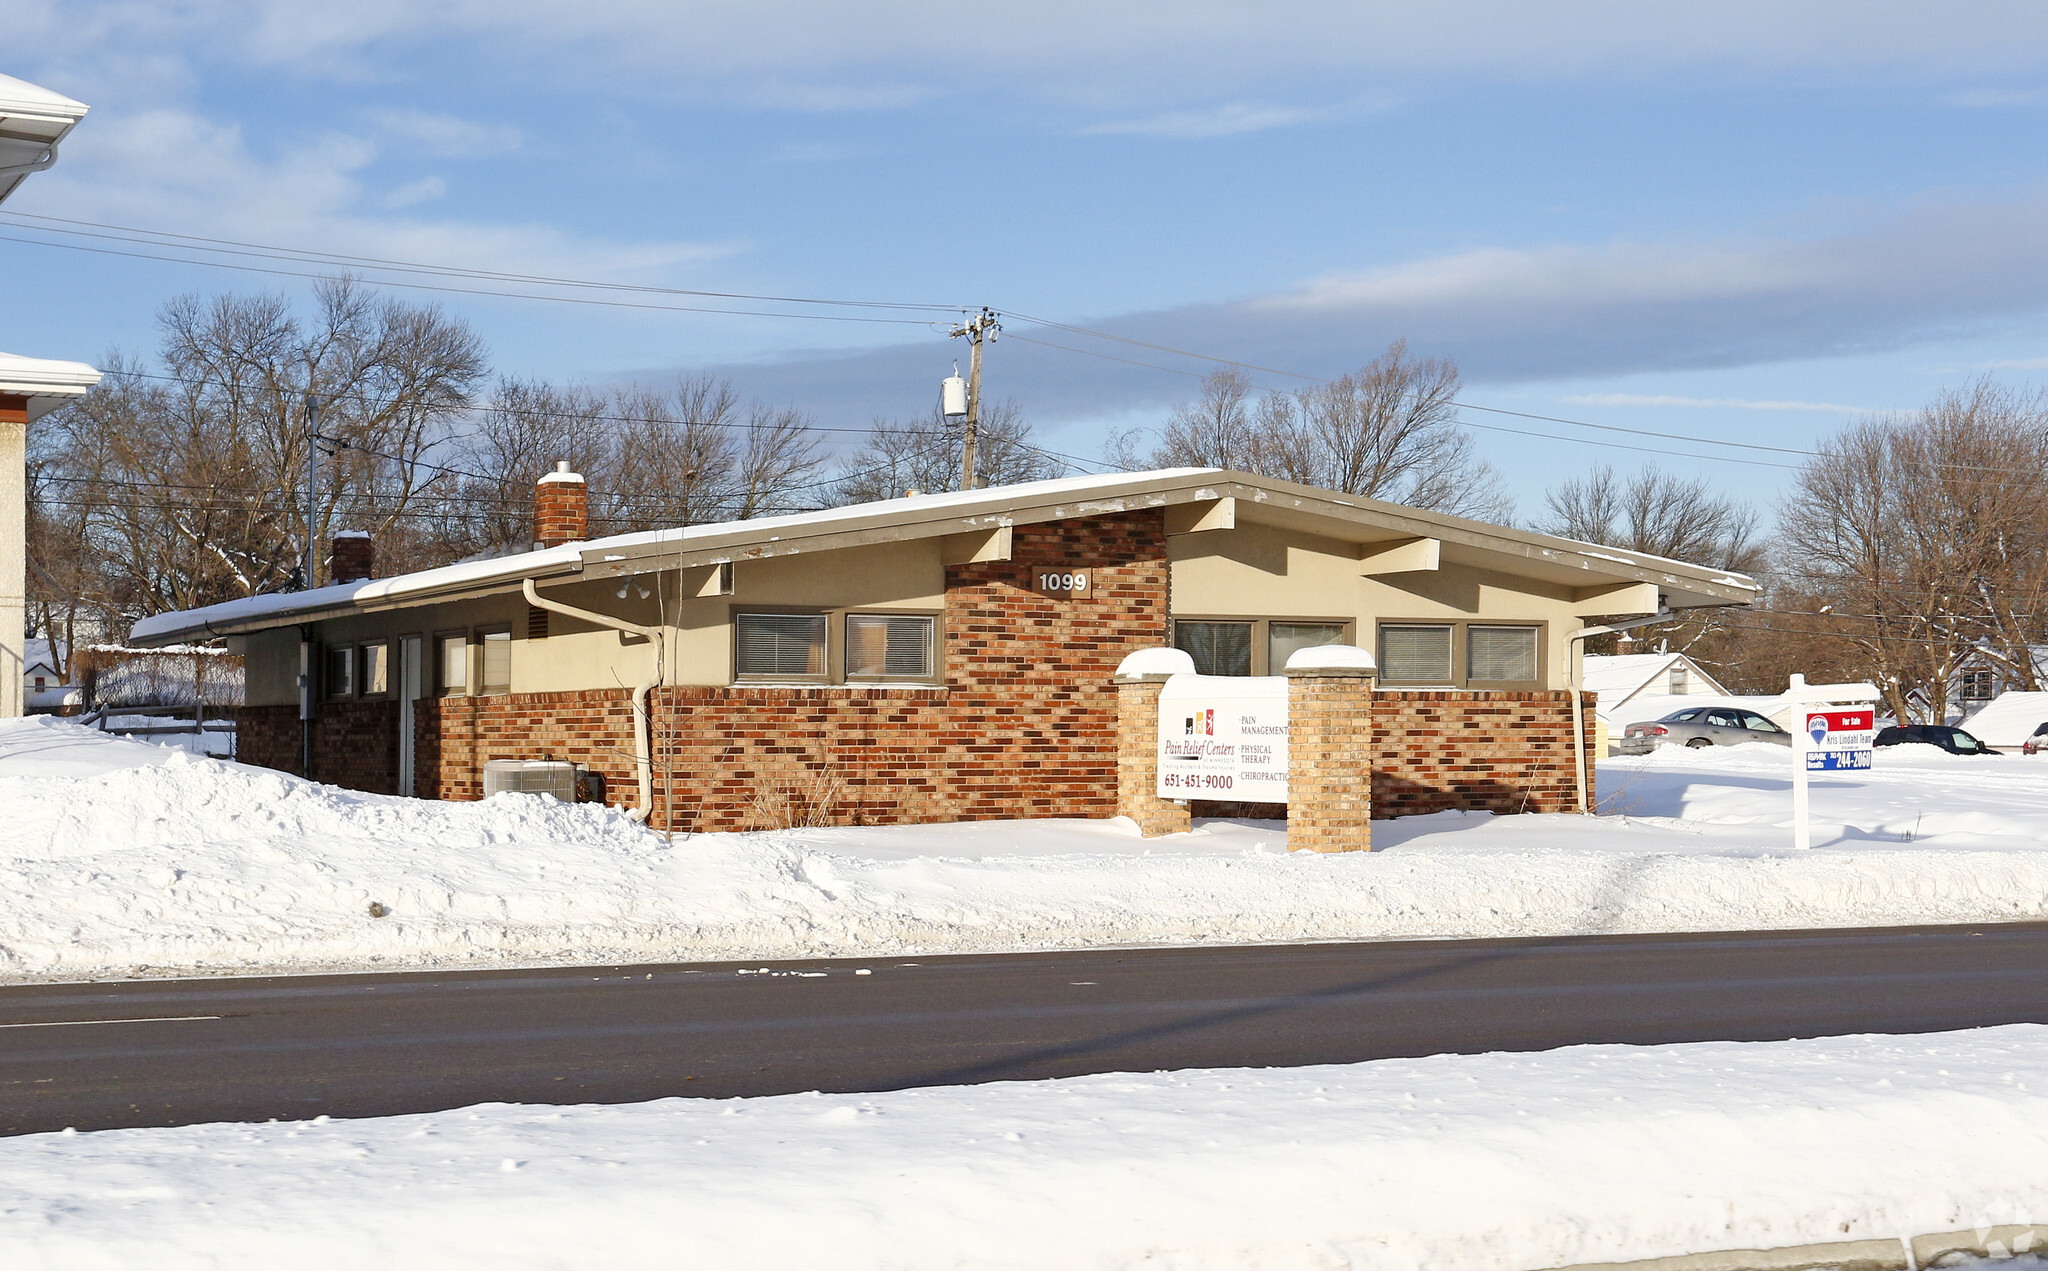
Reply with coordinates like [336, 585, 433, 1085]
[136, 471, 1226, 643]
[1603, 692, 1794, 729]
[1581, 653, 1684, 697]
[0, 350, 102, 393]
[0, 72, 88, 119]
[22, 637, 65, 675]
[132, 467, 1763, 646]
[1958, 691, 2048, 747]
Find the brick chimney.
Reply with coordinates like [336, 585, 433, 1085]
[331, 530, 374, 583]
[535, 461, 588, 548]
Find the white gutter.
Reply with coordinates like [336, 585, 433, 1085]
[1568, 610, 1677, 814]
[522, 578, 661, 824]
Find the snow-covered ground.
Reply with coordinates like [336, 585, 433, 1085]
[6, 715, 2048, 981]
[4, 1025, 2046, 1269]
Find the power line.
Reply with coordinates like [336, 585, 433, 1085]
[0, 210, 963, 313]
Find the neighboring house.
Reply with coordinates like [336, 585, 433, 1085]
[1584, 652, 1730, 726]
[1, 72, 97, 718]
[131, 466, 1760, 830]
[1955, 690, 2048, 752]
[22, 636, 77, 712]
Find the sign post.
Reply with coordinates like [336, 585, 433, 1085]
[1784, 673, 1879, 850]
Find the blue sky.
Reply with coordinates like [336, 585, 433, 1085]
[12, 2, 2048, 520]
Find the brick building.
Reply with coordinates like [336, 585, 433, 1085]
[133, 468, 1758, 833]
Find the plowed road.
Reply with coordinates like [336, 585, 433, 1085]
[5, 922, 2047, 1135]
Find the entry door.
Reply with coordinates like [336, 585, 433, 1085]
[398, 634, 423, 796]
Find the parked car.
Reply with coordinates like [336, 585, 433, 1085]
[1874, 724, 1991, 755]
[1619, 706, 1793, 754]
[2024, 722, 2048, 755]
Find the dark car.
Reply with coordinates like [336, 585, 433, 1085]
[2024, 722, 2048, 756]
[1874, 724, 1990, 755]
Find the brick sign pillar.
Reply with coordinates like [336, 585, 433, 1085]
[1284, 661, 1375, 853]
[1113, 650, 1193, 837]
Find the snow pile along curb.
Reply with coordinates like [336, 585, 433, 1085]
[3, 1026, 2047, 1269]
[8, 717, 2048, 980]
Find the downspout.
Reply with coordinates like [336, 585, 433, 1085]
[1567, 608, 1676, 814]
[523, 577, 662, 824]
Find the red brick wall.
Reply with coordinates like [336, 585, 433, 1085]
[412, 508, 1170, 830]
[1371, 689, 1596, 817]
[239, 703, 302, 775]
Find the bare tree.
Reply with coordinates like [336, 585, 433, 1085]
[1122, 343, 1512, 520]
[1543, 464, 1763, 572]
[825, 399, 1061, 505]
[1777, 380, 2048, 722]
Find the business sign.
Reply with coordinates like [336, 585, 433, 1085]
[1804, 708, 1875, 771]
[1156, 673, 1289, 802]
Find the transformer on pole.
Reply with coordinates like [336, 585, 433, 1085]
[946, 308, 1000, 490]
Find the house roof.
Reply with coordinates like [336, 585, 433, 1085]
[0, 350, 102, 420]
[21, 637, 65, 678]
[1958, 690, 2048, 748]
[1583, 651, 1730, 720]
[0, 72, 88, 207]
[129, 467, 1764, 647]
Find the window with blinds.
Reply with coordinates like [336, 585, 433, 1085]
[1379, 625, 1453, 684]
[1174, 620, 1254, 676]
[1268, 621, 1347, 674]
[480, 629, 512, 694]
[736, 612, 828, 679]
[437, 634, 468, 696]
[1467, 626, 1538, 683]
[846, 613, 935, 680]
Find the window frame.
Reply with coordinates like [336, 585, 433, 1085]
[842, 610, 942, 684]
[1170, 615, 1355, 677]
[358, 638, 392, 699]
[324, 642, 356, 700]
[732, 608, 832, 684]
[434, 629, 470, 697]
[1374, 619, 1548, 689]
[477, 626, 513, 696]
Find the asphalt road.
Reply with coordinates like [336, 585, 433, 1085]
[4, 922, 2047, 1136]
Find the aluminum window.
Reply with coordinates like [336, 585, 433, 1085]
[1174, 621, 1253, 677]
[736, 612, 828, 680]
[845, 613, 935, 680]
[480, 629, 512, 694]
[325, 644, 355, 699]
[1268, 622, 1347, 674]
[360, 641, 390, 697]
[1467, 625, 1538, 683]
[1379, 625, 1453, 684]
[437, 633, 468, 696]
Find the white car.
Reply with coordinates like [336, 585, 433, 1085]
[1619, 706, 1793, 754]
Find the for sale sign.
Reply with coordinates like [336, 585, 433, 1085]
[1804, 708, 1875, 771]
[1156, 674, 1289, 802]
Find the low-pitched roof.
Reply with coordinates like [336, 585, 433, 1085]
[1959, 690, 2048, 748]
[1584, 652, 1730, 719]
[130, 468, 1762, 647]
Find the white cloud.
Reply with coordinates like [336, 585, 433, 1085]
[16, 105, 742, 288]
[368, 109, 521, 158]
[1976, 356, 2048, 369]
[380, 175, 447, 208]
[1082, 103, 1327, 139]
[1561, 394, 1871, 414]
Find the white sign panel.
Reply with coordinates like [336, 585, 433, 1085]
[1156, 674, 1289, 802]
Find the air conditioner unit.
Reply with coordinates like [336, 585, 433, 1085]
[482, 758, 578, 802]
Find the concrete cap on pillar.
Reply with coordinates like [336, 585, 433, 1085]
[1283, 644, 1376, 677]
[1114, 647, 1195, 683]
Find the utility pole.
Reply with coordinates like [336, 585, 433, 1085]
[303, 392, 321, 590]
[947, 308, 1000, 491]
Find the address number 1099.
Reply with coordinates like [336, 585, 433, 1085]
[1032, 570, 1091, 594]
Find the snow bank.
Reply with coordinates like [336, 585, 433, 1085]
[7, 716, 2048, 981]
[4, 1026, 2046, 1269]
